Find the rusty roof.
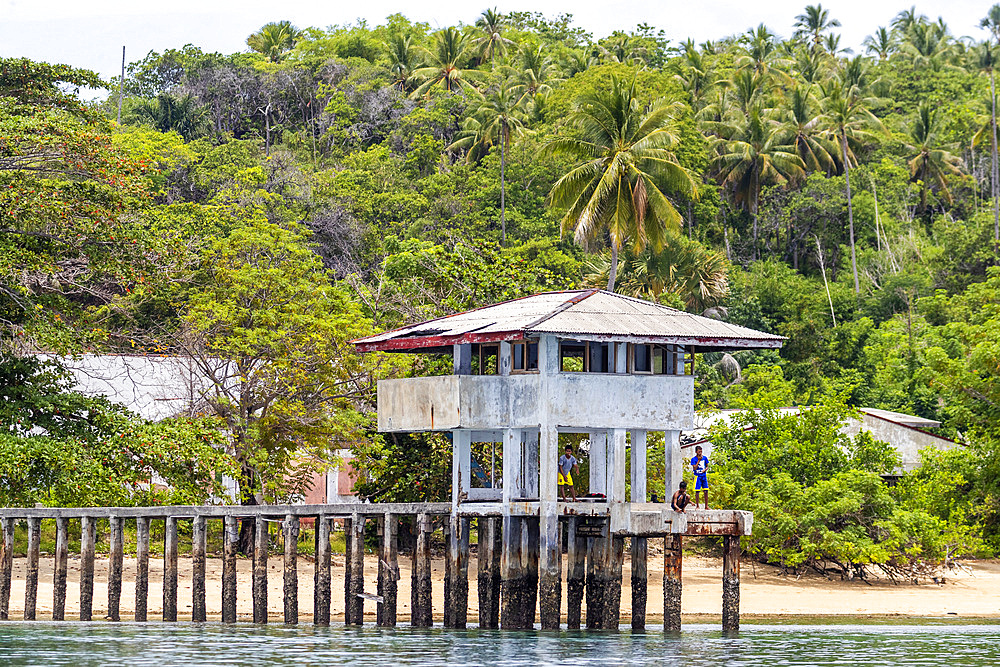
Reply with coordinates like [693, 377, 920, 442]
[352, 289, 785, 353]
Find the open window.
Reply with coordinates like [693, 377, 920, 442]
[560, 340, 617, 373]
[511, 340, 539, 373]
[471, 344, 499, 375]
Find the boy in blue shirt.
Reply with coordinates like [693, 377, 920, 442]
[691, 445, 709, 509]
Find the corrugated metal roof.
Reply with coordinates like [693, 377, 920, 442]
[354, 290, 784, 352]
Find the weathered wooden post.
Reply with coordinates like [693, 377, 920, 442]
[191, 515, 207, 622]
[411, 513, 432, 627]
[722, 535, 741, 632]
[135, 517, 150, 622]
[604, 535, 624, 629]
[0, 517, 12, 620]
[79, 516, 96, 621]
[52, 516, 68, 621]
[343, 516, 353, 625]
[24, 517, 40, 621]
[347, 513, 364, 625]
[163, 516, 178, 622]
[631, 536, 647, 631]
[523, 516, 539, 629]
[445, 514, 469, 629]
[442, 519, 452, 627]
[566, 518, 586, 630]
[499, 515, 522, 629]
[664, 534, 683, 632]
[253, 515, 268, 624]
[314, 514, 331, 626]
[283, 514, 299, 624]
[477, 518, 501, 629]
[377, 513, 398, 627]
[222, 515, 238, 623]
[585, 526, 606, 629]
[108, 516, 124, 622]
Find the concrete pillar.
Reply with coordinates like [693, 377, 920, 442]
[477, 518, 501, 628]
[631, 536, 647, 630]
[446, 514, 470, 628]
[722, 535, 741, 632]
[135, 517, 149, 622]
[24, 517, 40, 621]
[163, 516, 178, 622]
[443, 520, 452, 628]
[253, 516, 268, 624]
[348, 514, 364, 625]
[411, 513, 432, 627]
[222, 516, 238, 623]
[538, 424, 561, 630]
[630, 430, 648, 503]
[343, 516, 354, 625]
[566, 518, 586, 630]
[452, 429, 472, 508]
[52, 517, 68, 621]
[80, 516, 96, 621]
[665, 430, 684, 500]
[191, 516, 207, 623]
[588, 430, 607, 496]
[664, 534, 683, 631]
[108, 517, 124, 622]
[315, 515, 332, 626]
[499, 341, 512, 375]
[523, 430, 540, 498]
[502, 428, 523, 502]
[377, 513, 398, 627]
[499, 515, 523, 629]
[609, 428, 628, 531]
[604, 535, 625, 629]
[283, 514, 299, 624]
[0, 517, 12, 620]
[522, 516, 539, 629]
[585, 522, 607, 629]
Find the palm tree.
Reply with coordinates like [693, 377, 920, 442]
[794, 4, 841, 50]
[131, 93, 208, 141]
[738, 24, 792, 82]
[793, 48, 828, 84]
[674, 41, 715, 109]
[982, 4, 1000, 242]
[246, 21, 302, 62]
[823, 33, 851, 57]
[781, 85, 838, 173]
[448, 81, 527, 245]
[386, 35, 421, 92]
[820, 82, 885, 293]
[411, 28, 485, 98]
[905, 102, 965, 212]
[544, 74, 697, 291]
[892, 6, 925, 35]
[901, 19, 957, 71]
[513, 46, 562, 101]
[559, 49, 599, 78]
[863, 27, 896, 61]
[474, 8, 515, 69]
[709, 106, 805, 258]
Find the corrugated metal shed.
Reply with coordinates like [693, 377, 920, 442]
[353, 289, 784, 353]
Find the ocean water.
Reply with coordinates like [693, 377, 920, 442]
[0, 622, 998, 666]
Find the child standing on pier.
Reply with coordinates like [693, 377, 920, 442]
[558, 445, 580, 501]
[691, 445, 709, 509]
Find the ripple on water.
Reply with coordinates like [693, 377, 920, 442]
[0, 623, 998, 667]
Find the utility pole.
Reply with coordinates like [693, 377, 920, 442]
[117, 46, 125, 125]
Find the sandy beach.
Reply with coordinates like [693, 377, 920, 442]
[5, 551, 998, 622]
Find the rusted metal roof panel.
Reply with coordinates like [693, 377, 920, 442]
[353, 290, 784, 352]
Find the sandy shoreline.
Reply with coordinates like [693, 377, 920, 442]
[4, 554, 999, 622]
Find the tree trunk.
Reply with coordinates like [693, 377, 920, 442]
[607, 243, 618, 293]
[501, 125, 507, 247]
[843, 134, 860, 294]
[991, 68, 999, 244]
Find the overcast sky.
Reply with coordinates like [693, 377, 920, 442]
[1, 0, 994, 84]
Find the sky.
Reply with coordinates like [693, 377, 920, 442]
[1, 0, 994, 85]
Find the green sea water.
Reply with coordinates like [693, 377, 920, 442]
[0, 622, 998, 666]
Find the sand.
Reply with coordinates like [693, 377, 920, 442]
[4, 552, 999, 622]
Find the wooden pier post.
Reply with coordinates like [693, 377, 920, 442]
[347, 513, 364, 625]
[411, 513, 432, 627]
[253, 515, 268, 624]
[24, 517, 40, 621]
[604, 535, 624, 630]
[538, 514, 561, 631]
[52, 517, 69, 621]
[631, 536, 647, 631]
[108, 517, 124, 622]
[135, 517, 150, 622]
[191, 516, 207, 622]
[314, 514, 331, 626]
[499, 515, 523, 629]
[283, 514, 299, 624]
[222, 516, 238, 623]
[477, 518, 501, 629]
[722, 535, 741, 632]
[664, 534, 683, 632]
[343, 516, 353, 625]
[585, 527, 607, 629]
[565, 518, 586, 630]
[377, 513, 398, 627]
[79, 516, 96, 621]
[0, 517, 12, 620]
[443, 520, 452, 628]
[163, 516, 178, 622]
[522, 517, 539, 629]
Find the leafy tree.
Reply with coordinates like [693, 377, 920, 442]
[246, 21, 303, 62]
[545, 73, 696, 291]
[981, 5, 1000, 242]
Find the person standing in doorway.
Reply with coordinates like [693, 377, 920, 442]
[691, 445, 709, 509]
[558, 445, 580, 501]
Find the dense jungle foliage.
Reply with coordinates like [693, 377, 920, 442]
[3, 5, 1000, 572]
